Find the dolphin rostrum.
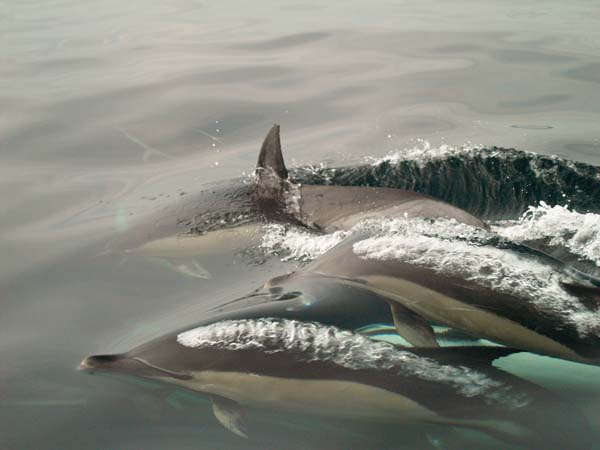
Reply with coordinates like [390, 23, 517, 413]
[81, 318, 591, 450]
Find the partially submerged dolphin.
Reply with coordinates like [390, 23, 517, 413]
[81, 318, 591, 450]
[263, 220, 600, 364]
[117, 125, 486, 266]
[122, 125, 600, 364]
[192, 214, 599, 357]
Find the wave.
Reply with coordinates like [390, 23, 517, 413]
[176, 318, 527, 405]
[493, 203, 600, 275]
[291, 143, 600, 220]
[259, 216, 600, 337]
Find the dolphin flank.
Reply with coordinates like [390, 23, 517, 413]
[110, 125, 486, 263]
[81, 318, 591, 450]
[285, 224, 600, 364]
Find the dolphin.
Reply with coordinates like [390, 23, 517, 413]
[188, 216, 599, 352]
[80, 318, 591, 450]
[112, 125, 486, 268]
[259, 221, 600, 365]
[117, 126, 600, 363]
[201, 271, 447, 347]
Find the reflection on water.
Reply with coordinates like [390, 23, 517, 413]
[2, 0, 600, 449]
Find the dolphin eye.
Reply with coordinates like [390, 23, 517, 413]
[283, 292, 316, 311]
[276, 291, 302, 301]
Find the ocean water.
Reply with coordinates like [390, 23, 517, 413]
[2, 0, 600, 448]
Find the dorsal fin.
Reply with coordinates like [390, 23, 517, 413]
[257, 124, 287, 179]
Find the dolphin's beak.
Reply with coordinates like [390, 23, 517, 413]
[79, 354, 124, 372]
[80, 353, 193, 380]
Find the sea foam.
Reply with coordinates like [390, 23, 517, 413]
[261, 216, 600, 337]
[493, 202, 600, 267]
[177, 318, 528, 408]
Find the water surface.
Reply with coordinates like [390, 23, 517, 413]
[2, 1, 600, 448]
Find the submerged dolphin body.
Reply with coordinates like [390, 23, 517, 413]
[261, 225, 600, 364]
[120, 125, 600, 363]
[113, 125, 486, 263]
[194, 216, 600, 355]
[81, 318, 591, 450]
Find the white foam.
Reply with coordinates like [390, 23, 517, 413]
[284, 179, 302, 218]
[261, 217, 494, 262]
[366, 141, 587, 183]
[260, 224, 351, 261]
[260, 216, 600, 337]
[352, 218, 600, 337]
[177, 318, 528, 408]
[366, 140, 484, 166]
[493, 202, 600, 267]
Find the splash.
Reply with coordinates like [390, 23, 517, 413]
[260, 217, 600, 337]
[494, 202, 600, 267]
[292, 144, 600, 219]
[261, 217, 514, 262]
[260, 223, 351, 261]
[365, 139, 482, 166]
[177, 318, 528, 408]
[352, 218, 600, 337]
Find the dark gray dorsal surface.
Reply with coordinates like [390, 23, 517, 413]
[257, 124, 287, 179]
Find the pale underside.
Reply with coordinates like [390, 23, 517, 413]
[159, 370, 528, 439]
[352, 274, 582, 362]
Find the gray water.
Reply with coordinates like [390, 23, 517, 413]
[2, 1, 600, 449]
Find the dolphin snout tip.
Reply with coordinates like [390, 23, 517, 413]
[78, 357, 93, 372]
[79, 354, 121, 372]
[79, 355, 104, 371]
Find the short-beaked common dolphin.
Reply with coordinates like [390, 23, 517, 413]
[81, 318, 591, 450]
[116, 125, 486, 266]
[127, 268, 482, 348]
[192, 216, 598, 351]
[173, 271, 404, 339]
[273, 223, 600, 364]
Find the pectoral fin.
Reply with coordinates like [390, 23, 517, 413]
[211, 395, 248, 438]
[389, 302, 439, 347]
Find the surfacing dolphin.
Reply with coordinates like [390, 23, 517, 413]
[80, 318, 591, 450]
[196, 214, 600, 356]
[115, 125, 486, 267]
[256, 219, 600, 365]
